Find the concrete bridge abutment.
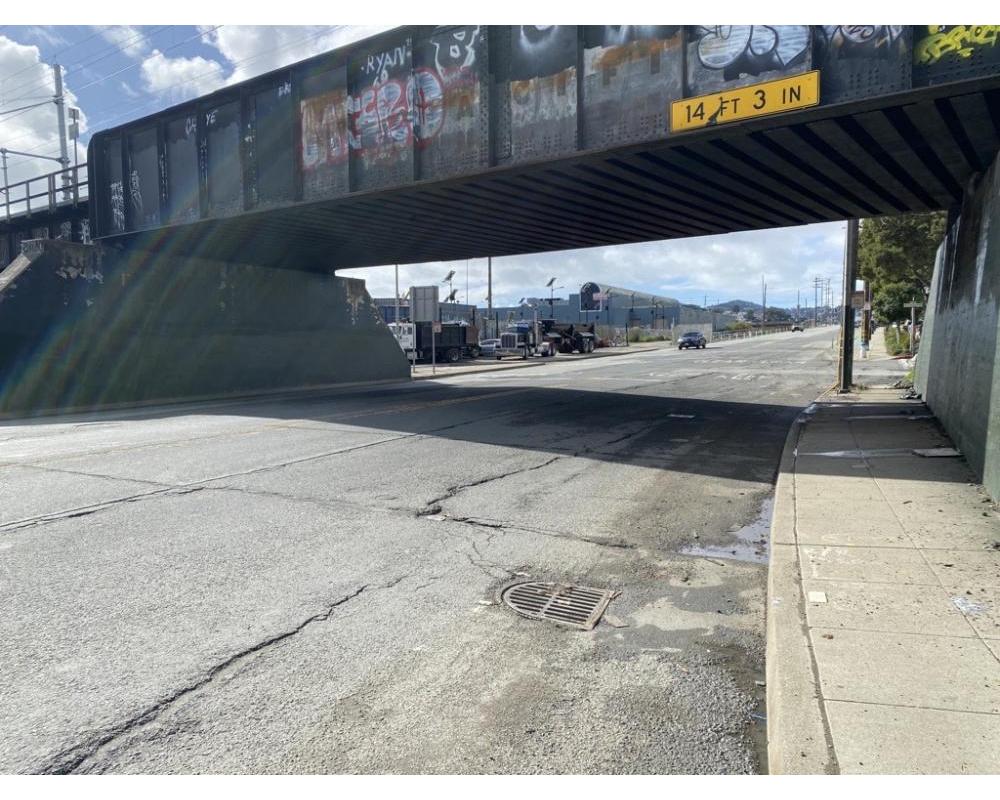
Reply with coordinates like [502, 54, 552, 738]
[0, 240, 408, 415]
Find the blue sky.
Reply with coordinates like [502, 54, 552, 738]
[0, 24, 846, 309]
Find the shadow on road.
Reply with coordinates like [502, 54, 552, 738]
[1, 379, 968, 484]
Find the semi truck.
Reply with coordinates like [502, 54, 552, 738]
[495, 321, 556, 359]
[540, 319, 596, 354]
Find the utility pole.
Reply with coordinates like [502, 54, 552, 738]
[797, 289, 801, 322]
[838, 219, 859, 393]
[761, 275, 767, 327]
[813, 276, 823, 328]
[52, 63, 71, 200]
[487, 257, 493, 337]
[394, 264, 400, 326]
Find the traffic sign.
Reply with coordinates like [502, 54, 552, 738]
[671, 70, 820, 132]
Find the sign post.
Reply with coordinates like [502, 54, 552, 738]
[432, 320, 442, 375]
[904, 301, 923, 355]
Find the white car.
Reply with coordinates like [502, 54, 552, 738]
[478, 338, 501, 357]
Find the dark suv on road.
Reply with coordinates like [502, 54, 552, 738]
[678, 331, 707, 350]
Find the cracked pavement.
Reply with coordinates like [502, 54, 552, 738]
[0, 327, 837, 773]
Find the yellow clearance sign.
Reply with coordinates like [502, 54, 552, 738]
[670, 70, 820, 132]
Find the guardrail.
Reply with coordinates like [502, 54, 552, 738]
[2, 163, 88, 223]
[714, 325, 796, 341]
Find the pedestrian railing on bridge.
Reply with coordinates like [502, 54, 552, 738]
[2, 164, 88, 223]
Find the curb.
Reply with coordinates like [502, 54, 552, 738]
[765, 409, 839, 774]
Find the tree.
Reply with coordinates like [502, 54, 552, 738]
[858, 212, 946, 323]
[872, 281, 923, 325]
[858, 211, 946, 290]
[765, 306, 791, 322]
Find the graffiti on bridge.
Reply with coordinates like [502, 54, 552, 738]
[818, 26, 906, 58]
[915, 25, 1000, 65]
[694, 25, 810, 78]
[109, 181, 125, 233]
[687, 25, 811, 96]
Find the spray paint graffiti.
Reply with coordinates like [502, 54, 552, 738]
[109, 181, 125, 232]
[511, 25, 577, 81]
[412, 68, 445, 140]
[915, 25, 1000, 65]
[506, 26, 578, 161]
[431, 25, 479, 72]
[129, 169, 143, 218]
[819, 26, 905, 57]
[693, 25, 810, 79]
[581, 26, 683, 146]
[301, 89, 350, 168]
[360, 46, 409, 82]
[413, 26, 485, 176]
[813, 26, 909, 102]
[350, 79, 413, 150]
[348, 40, 415, 176]
[586, 26, 680, 48]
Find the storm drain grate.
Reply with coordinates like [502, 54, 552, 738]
[501, 582, 615, 631]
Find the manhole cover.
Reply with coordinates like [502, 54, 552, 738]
[501, 582, 615, 630]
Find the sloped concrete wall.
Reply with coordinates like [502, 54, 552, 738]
[0, 240, 408, 414]
[917, 154, 1000, 500]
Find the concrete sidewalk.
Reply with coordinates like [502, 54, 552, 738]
[767, 333, 1000, 774]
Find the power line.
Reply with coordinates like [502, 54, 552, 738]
[0, 100, 49, 117]
[53, 28, 109, 59]
[71, 25, 340, 133]
[0, 26, 173, 107]
[70, 26, 223, 95]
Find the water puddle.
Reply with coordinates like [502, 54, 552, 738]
[680, 495, 773, 564]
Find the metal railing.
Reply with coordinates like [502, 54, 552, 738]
[2, 163, 88, 223]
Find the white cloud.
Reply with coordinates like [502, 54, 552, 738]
[140, 49, 226, 102]
[339, 223, 847, 310]
[199, 25, 393, 85]
[119, 80, 141, 99]
[97, 26, 149, 58]
[137, 26, 392, 105]
[21, 27, 68, 49]
[0, 35, 87, 190]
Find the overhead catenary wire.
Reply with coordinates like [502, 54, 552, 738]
[0, 25, 173, 108]
[68, 26, 224, 95]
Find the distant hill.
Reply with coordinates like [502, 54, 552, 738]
[710, 299, 762, 313]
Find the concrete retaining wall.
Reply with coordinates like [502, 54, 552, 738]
[0, 240, 409, 415]
[917, 152, 1000, 500]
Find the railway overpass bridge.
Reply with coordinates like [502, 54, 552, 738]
[79, 25, 1000, 269]
[2, 25, 1000, 498]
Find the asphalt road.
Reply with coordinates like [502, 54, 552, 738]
[0, 326, 837, 774]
